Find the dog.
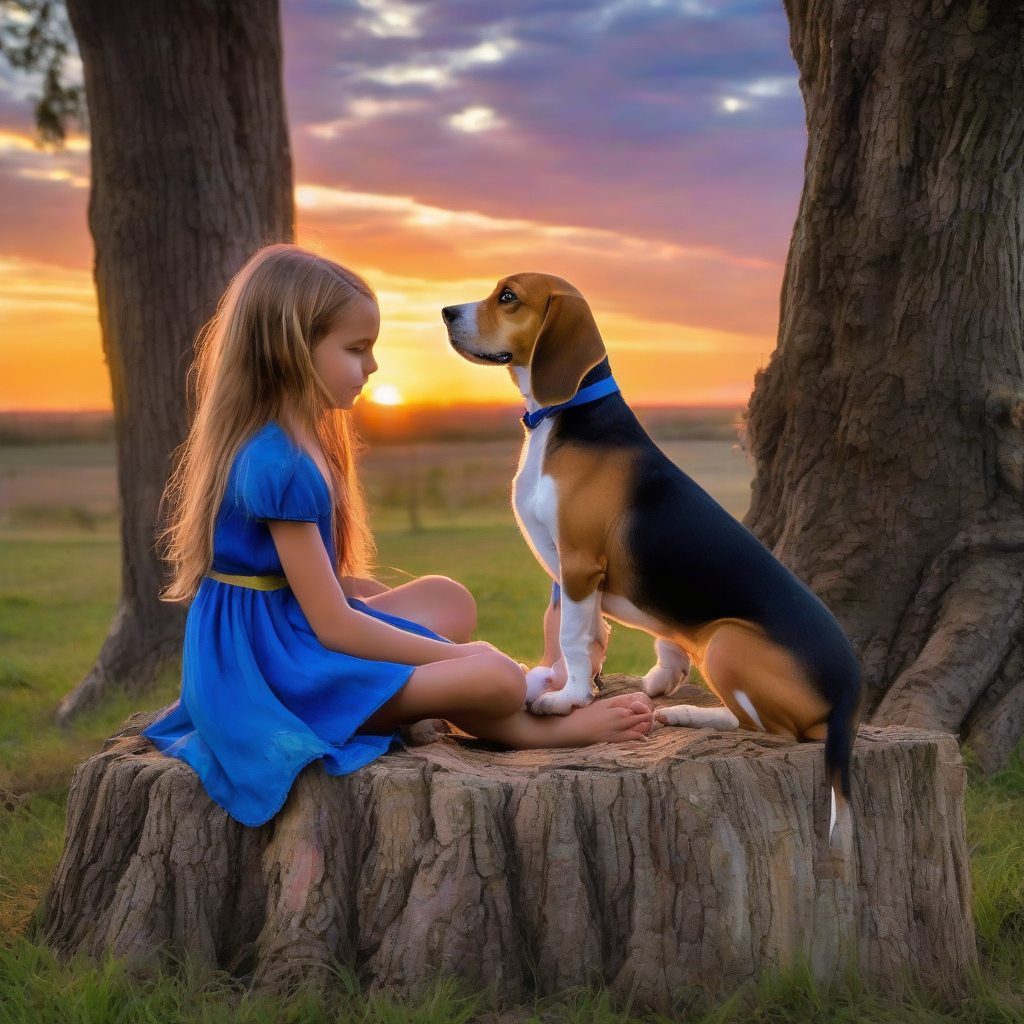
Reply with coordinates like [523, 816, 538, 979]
[442, 273, 862, 847]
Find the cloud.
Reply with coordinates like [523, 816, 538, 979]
[288, 0, 804, 253]
[1, 0, 807, 408]
[16, 167, 88, 187]
[355, 0, 423, 38]
[447, 106, 502, 133]
[295, 182, 777, 271]
[364, 37, 518, 89]
[0, 129, 45, 153]
[0, 129, 91, 192]
[596, 309, 769, 354]
[308, 97, 425, 139]
[0, 129, 88, 153]
[719, 74, 799, 115]
[584, 0, 720, 30]
[294, 263, 771, 406]
[0, 257, 109, 410]
[0, 256, 94, 313]
[293, 179, 785, 341]
[745, 75, 799, 97]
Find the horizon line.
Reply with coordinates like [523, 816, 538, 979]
[0, 401, 749, 415]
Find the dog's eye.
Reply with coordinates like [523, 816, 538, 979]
[499, 289, 518, 304]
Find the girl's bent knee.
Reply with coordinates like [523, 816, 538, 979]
[427, 576, 476, 643]
[480, 655, 527, 716]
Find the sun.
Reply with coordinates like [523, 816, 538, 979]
[369, 384, 404, 406]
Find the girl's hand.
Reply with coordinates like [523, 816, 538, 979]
[269, 520, 466, 666]
[451, 640, 503, 659]
[451, 642, 526, 681]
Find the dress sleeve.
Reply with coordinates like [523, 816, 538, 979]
[235, 449, 331, 523]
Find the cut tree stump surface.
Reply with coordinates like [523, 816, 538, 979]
[43, 675, 975, 1006]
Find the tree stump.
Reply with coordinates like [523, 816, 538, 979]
[43, 676, 975, 1007]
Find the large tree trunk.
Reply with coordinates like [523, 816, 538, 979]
[746, 0, 1024, 770]
[55, 0, 294, 724]
[43, 677, 976, 1005]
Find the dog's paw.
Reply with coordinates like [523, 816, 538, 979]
[656, 704, 739, 730]
[529, 684, 595, 716]
[525, 665, 557, 704]
[641, 663, 685, 698]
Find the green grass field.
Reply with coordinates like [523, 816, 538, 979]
[3, 504, 1024, 1018]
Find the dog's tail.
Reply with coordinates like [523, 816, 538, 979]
[825, 683, 860, 864]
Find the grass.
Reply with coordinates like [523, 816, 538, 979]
[0, 534, 182, 798]
[2, 520, 1024, 1021]
[965, 748, 1024, 988]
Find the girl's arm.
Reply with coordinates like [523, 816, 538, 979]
[339, 575, 390, 599]
[268, 520, 481, 665]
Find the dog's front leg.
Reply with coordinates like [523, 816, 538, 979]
[526, 583, 611, 703]
[530, 588, 601, 715]
[642, 638, 689, 697]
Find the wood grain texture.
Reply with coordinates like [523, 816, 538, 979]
[745, 0, 1024, 766]
[43, 677, 975, 1006]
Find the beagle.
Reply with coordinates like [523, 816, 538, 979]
[441, 273, 862, 846]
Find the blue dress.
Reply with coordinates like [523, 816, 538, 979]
[143, 422, 445, 826]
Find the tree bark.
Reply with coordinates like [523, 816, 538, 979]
[746, 0, 1024, 767]
[54, 0, 294, 724]
[43, 676, 976, 1006]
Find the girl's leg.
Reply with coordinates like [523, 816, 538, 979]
[363, 575, 477, 643]
[360, 651, 654, 748]
[526, 586, 566, 700]
[539, 584, 561, 667]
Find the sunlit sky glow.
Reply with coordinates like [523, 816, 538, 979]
[0, 0, 805, 410]
[370, 383, 404, 404]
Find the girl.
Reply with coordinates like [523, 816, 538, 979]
[144, 245, 653, 827]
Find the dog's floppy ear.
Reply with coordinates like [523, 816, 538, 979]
[530, 293, 607, 406]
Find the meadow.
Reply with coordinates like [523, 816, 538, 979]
[2, 438, 1024, 1022]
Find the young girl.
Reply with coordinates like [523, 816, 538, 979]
[144, 245, 653, 827]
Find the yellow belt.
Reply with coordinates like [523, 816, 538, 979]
[207, 571, 289, 591]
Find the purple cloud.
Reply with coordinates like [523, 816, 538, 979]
[283, 0, 805, 269]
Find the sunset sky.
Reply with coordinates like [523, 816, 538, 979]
[0, 0, 806, 410]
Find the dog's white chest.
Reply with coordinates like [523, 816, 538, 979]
[512, 420, 560, 578]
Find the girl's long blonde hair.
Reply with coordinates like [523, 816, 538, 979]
[161, 245, 377, 602]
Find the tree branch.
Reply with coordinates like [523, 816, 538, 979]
[0, 0, 85, 146]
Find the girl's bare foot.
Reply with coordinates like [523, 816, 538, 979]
[451, 688, 654, 750]
[554, 694, 653, 745]
[603, 690, 655, 713]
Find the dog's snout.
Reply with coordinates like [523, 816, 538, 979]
[441, 305, 461, 325]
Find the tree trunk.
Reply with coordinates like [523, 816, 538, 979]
[746, 0, 1024, 770]
[43, 676, 976, 1006]
[55, 0, 294, 724]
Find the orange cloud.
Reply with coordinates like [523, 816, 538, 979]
[340, 266, 771, 406]
[0, 130, 90, 154]
[1, 182, 780, 410]
[0, 258, 110, 410]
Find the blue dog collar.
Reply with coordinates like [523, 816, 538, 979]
[522, 376, 620, 429]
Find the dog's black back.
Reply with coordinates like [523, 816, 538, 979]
[548, 360, 861, 714]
